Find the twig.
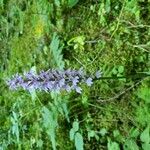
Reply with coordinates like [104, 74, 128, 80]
[87, 102, 104, 110]
[132, 44, 150, 52]
[85, 27, 108, 44]
[73, 56, 86, 68]
[86, 47, 105, 66]
[110, 1, 126, 40]
[85, 40, 99, 44]
[96, 78, 145, 102]
[120, 20, 150, 28]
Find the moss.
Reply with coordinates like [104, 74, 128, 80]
[1, 0, 150, 149]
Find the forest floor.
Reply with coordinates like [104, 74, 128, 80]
[0, 0, 150, 149]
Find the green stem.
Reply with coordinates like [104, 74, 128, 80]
[94, 73, 150, 81]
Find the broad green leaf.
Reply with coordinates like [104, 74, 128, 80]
[54, 0, 60, 7]
[137, 87, 150, 103]
[140, 127, 150, 144]
[75, 132, 84, 150]
[99, 128, 107, 136]
[124, 139, 139, 150]
[113, 130, 120, 138]
[118, 66, 124, 74]
[129, 128, 139, 138]
[0, 0, 4, 7]
[88, 130, 95, 141]
[68, 0, 79, 8]
[142, 143, 150, 150]
[36, 139, 43, 148]
[107, 139, 120, 150]
[112, 67, 118, 75]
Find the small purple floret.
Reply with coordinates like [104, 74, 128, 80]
[85, 77, 93, 86]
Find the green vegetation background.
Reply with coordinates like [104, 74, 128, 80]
[0, 0, 150, 149]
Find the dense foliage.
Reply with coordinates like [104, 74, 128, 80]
[0, 0, 150, 149]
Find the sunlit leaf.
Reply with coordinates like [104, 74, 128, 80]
[124, 139, 139, 150]
[42, 106, 57, 150]
[99, 128, 107, 136]
[68, 0, 79, 8]
[50, 33, 64, 69]
[118, 66, 124, 74]
[88, 130, 95, 141]
[142, 143, 150, 150]
[75, 132, 84, 150]
[137, 87, 150, 103]
[107, 138, 120, 150]
[140, 126, 150, 144]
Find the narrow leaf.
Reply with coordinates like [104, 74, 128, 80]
[69, 128, 75, 141]
[75, 132, 84, 150]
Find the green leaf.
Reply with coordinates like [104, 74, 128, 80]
[70, 128, 75, 141]
[75, 132, 84, 150]
[62, 102, 70, 122]
[142, 143, 150, 150]
[140, 126, 150, 144]
[29, 89, 37, 102]
[129, 128, 139, 138]
[36, 139, 43, 148]
[11, 112, 20, 143]
[88, 130, 95, 141]
[54, 0, 60, 7]
[112, 67, 118, 75]
[73, 121, 79, 132]
[42, 107, 57, 150]
[137, 87, 150, 103]
[107, 139, 120, 150]
[50, 32, 64, 69]
[124, 139, 139, 150]
[113, 130, 120, 138]
[105, 0, 111, 13]
[118, 66, 124, 74]
[0, 0, 4, 8]
[99, 128, 107, 136]
[68, 0, 79, 8]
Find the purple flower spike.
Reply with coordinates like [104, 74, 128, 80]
[85, 77, 93, 86]
[72, 76, 79, 86]
[6, 68, 102, 94]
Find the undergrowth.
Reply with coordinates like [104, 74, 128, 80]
[0, 0, 150, 150]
